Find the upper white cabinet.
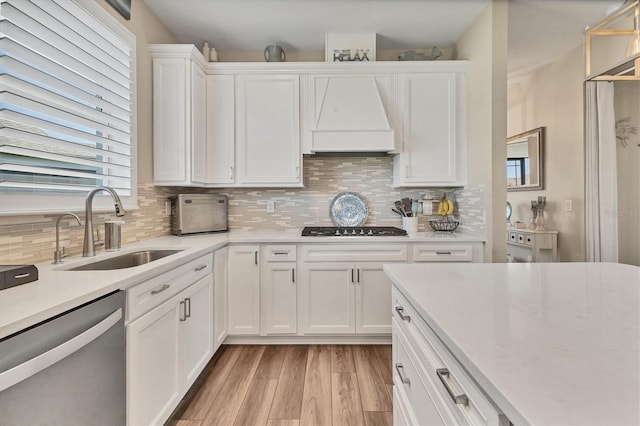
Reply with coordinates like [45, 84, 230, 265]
[235, 75, 302, 186]
[150, 45, 208, 186]
[206, 75, 235, 185]
[393, 69, 468, 187]
[303, 74, 397, 153]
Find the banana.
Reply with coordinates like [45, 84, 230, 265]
[446, 199, 454, 215]
[437, 196, 447, 216]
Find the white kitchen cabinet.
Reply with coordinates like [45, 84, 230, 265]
[227, 245, 261, 335]
[507, 229, 558, 262]
[392, 289, 507, 426]
[262, 262, 297, 334]
[299, 262, 355, 334]
[180, 275, 214, 391]
[206, 75, 235, 185]
[126, 252, 214, 426]
[150, 45, 208, 186]
[393, 71, 467, 187]
[299, 244, 408, 335]
[213, 247, 228, 350]
[127, 293, 181, 426]
[235, 75, 302, 187]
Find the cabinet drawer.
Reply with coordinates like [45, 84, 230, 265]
[393, 289, 505, 425]
[394, 321, 452, 425]
[412, 244, 472, 262]
[301, 244, 408, 262]
[264, 245, 297, 262]
[127, 252, 213, 321]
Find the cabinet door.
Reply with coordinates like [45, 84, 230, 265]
[206, 74, 235, 185]
[262, 262, 297, 334]
[180, 274, 214, 391]
[235, 75, 301, 186]
[152, 57, 189, 184]
[127, 296, 181, 426]
[213, 247, 228, 350]
[227, 245, 261, 335]
[191, 63, 208, 184]
[299, 262, 355, 334]
[355, 262, 393, 334]
[394, 73, 463, 186]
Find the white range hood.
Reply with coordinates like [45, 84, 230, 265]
[310, 75, 395, 152]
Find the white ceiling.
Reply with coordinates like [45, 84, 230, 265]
[144, 0, 621, 78]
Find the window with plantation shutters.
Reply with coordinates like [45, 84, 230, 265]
[0, 0, 137, 214]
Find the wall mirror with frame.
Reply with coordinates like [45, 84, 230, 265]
[507, 127, 544, 191]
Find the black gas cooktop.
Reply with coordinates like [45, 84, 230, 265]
[301, 226, 407, 237]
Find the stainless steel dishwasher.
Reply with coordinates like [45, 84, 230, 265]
[0, 291, 125, 425]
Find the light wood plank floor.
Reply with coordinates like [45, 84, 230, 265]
[171, 345, 393, 426]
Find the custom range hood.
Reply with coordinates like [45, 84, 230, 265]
[308, 75, 396, 153]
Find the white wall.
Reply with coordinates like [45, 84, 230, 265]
[507, 46, 586, 262]
[614, 81, 640, 266]
[457, 0, 509, 262]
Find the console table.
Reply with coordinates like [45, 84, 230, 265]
[507, 228, 558, 262]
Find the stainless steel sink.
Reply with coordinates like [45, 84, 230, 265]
[67, 250, 183, 271]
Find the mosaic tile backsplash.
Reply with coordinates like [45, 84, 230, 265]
[0, 156, 485, 264]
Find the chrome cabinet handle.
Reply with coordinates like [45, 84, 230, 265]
[179, 300, 187, 321]
[254, 251, 258, 265]
[436, 251, 452, 255]
[14, 273, 30, 279]
[436, 368, 469, 406]
[395, 363, 410, 384]
[151, 284, 170, 295]
[357, 268, 360, 283]
[351, 268, 354, 283]
[229, 166, 234, 179]
[195, 264, 207, 271]
[405, 165, 409, 178]
[273, 251, 289, 255]
[395, 306, 410, 322]
[185, 297, 191, 318]
[292, 268, 295, 283]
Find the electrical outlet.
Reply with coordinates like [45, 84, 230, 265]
[564, 199, 573, 212]
[267, 200, 275, 213]
[165, 201, 171, 216]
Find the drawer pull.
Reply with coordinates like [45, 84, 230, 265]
[179, 300, 187, 322]
[435, 251, 452, 255]
[395, 306, 410, 322]
[436, 368, 469, 406]
[185, 297, 191, 318]
[395, 363, 411, 384]
[13, 273, 30, 279]
[195, 264, 207, 271]
[273, 251, 290, 255]
[151, 284, 170, 295]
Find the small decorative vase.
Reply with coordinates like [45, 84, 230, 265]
[529, 207, 537, 229]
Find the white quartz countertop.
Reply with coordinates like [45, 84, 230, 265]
[0, 229, 483, 339]
[383, 262, 640, 426]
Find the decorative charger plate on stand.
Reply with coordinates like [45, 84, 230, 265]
[330, 192, 368, 226]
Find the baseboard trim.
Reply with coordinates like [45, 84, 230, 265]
[224, 335, 392, 344]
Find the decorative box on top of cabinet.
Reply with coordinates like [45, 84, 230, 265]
[507, 228, 558, 262]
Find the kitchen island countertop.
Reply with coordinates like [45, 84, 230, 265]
[384, 262, 640, 425]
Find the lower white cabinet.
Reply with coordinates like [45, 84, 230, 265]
[213, 247, 228, 350]
[299, 261, 397, 335]
[127, 269, 213, 426]
[262, 261, 297, 334]
[126, 252, 214, 426]
[227, 245, 260, 335]
[392, 288, 507, 426]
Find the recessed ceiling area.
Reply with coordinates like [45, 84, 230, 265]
[144, 0, 622, 78]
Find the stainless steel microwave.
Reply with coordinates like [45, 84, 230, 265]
[170, 194, 228, 236]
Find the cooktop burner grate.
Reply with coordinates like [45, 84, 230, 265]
[301, 226, 407, 237]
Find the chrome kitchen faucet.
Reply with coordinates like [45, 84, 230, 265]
[83, 187, 126, 257]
